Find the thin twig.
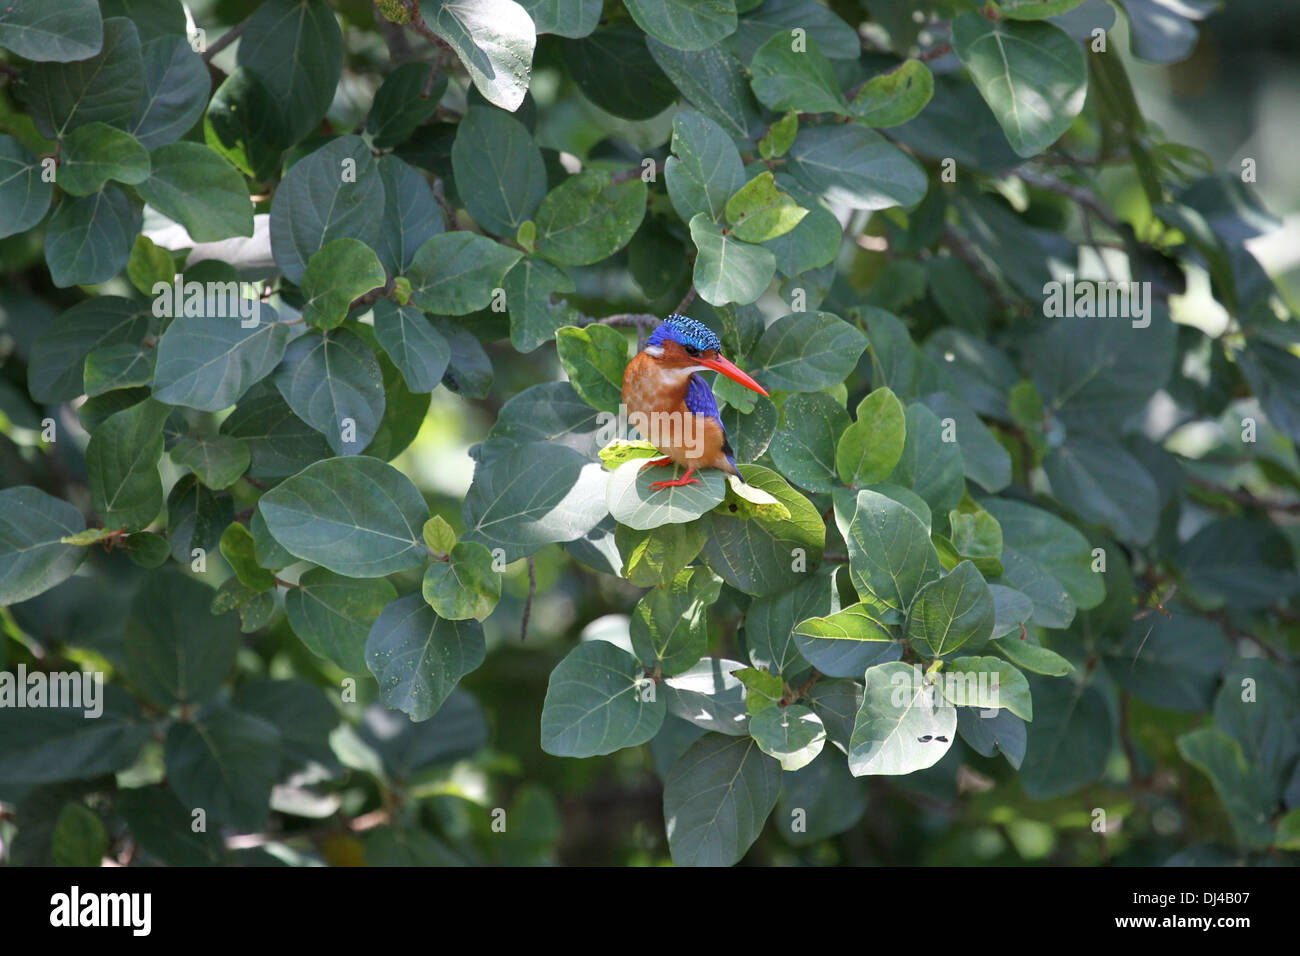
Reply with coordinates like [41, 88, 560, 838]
[674, 285, 697, 315]
[431, 177, 459, 231]
[1016, 168, 1124, 234]
[1186, 475, 1300, 514]
[520, 556, 535, 642]
[399, 0, 453, 51]
[201, 17, 250, 62]
[941, 223, 1020, 317]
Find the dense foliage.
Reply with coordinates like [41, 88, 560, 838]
[0, 0, 1297, 867]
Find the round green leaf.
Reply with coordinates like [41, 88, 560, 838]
[258, 456, 430, 577]
[540, 639, 665, 757]
[422, 541, 502, 621]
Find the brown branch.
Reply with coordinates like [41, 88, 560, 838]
[520, 556, 535, 642]
[1186, 475, 1300, 514]
[398, 0, 453, 52]
[201, 16, 250, 63]
[1016, 168, 1124, 234]
[941, 223, 1020, 317]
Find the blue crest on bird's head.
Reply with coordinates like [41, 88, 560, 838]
[647, 314, 722, 353]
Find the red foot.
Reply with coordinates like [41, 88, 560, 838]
[650, 466, 699, 491]
[639, 456, 675, 471]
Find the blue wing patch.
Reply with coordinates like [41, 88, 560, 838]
[686, 374, 743, 480]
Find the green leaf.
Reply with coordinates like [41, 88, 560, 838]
[616, 520, 708, 588]
[849, 661, 956, 775]
[758, 111, 798, 159]
[129, 35, 209, 149]
[1019, 677, 1112, 797]
[164, 704, 282, 831]
[887, 403, 966, 514]
[372, 301, 450, 393]
[21, 17, 143, 138]
[502, 256, 578, 353]
[837, 387, 906, 487]
[951, 13, 1087, 157]
[133, 141, 253, 241]
[52, 802, 108, 867]
[82, 342, 152, 396]
[153, 306, 289, 412]
[623, 0, 737, 52]
[422, 0, 536, 112]
[422, 515, 458, 555]
[452, 106, 547, 236]
[518, 0, 601, 37]
[982, 497, 1105, 613]
[0, 0, 102, 62]
[646, 37, 762, 143]
[749, 33, 844, 114]
[746, 572, 835, 676]
[749, 311, 868, 392]
[259, 456, 429, 577]
[203, 67, 286, 181]
[846, 488, 942, 612]
[606, 458, 727, 531]
[750, 704, 825, 772]
[666, 109, 746, 224]
[0, 134, 52, 239]
[554, 324, 627, 413]
[663, 734, 780, 866]
[1044, 437, 1160, 544]
[285, 569, 397, 673]
[125, 568, 238, 707]
[849, 59, 934, 127]
[0, 686, 151, 785]
[534, 170, 646, 267]
[939, 655, 1032, 720]
[55, 122, 149, 196]
[300, 239, 386, 330]
[166, 474, 232, 562]
[770, 391, 849, 493]
[786, 124, 927, 210]
[366, 592, 486, 721]
[989, 584, 1034, 640]
[1179, 516, 1297, 610]
[0, 487, 86, 605]
[125, 233, 175, 296]
[169, 435, 250, 490]
[270, 136, 384, 284]
[218, 522, 273, 592]
[919, 392, 1012, 494]
[540, 639, 665, 757]
[87, 397, 167, 530]
[1102, 611, 1228, 712]
[407, 231, 522, 315]
[368, 61, 445, 149]
[422, 541, 502, 621]
[689, 213, 776, 306]
[44, 184, 141, 287]
[236, 0, 342, 145]
[630, 566, 722, 676]
[724, 170, 808, 243]
[217, 381, 332, 479]
[702, 464, 825, 596]
[463, 441, 609, 561]
[996, 0, 1088, 17]
[273, 328, 385, 456]
[559, 25, 677, 119]
[956, 706, 1026, 768]
[1177, 728, 1277, 850]
[906, 560, 995, 658]
[662, 657, 750, 735]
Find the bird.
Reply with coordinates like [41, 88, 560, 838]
[621, 314, 769, 491]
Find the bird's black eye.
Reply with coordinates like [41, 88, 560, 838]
[684, 345, 700, 357]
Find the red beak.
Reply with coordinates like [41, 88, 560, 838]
[697, 355, 769, 397]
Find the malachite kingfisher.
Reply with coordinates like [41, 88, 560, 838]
[622, 314, 769, 491]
